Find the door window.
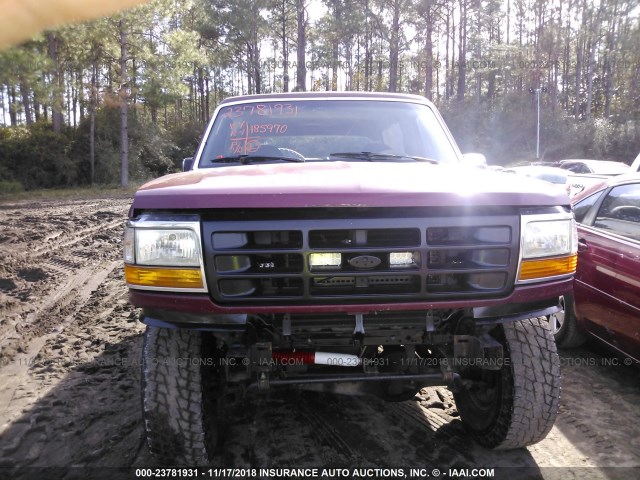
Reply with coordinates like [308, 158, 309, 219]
[594, 183, 640, 241]
[573, 191, 604, 224]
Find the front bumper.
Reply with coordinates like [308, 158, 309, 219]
[131, 277, 572, 330]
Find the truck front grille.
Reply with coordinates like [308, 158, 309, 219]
[202, 214, 520, 305]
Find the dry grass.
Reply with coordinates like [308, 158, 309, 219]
[0, 183, 141, 205]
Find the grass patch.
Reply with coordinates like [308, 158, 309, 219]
[0, 183, 142, 204]
[0, 180, 24, 196]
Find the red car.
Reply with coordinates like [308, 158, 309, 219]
[552, 173, 640, 363]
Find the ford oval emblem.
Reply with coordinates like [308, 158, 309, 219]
[348, 255, 381, 269]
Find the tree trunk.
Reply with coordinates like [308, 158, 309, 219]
[585, 43, 595, 122]
[66, 80, 72, 128]
[424, 13, 433, 100]
[296, 0, 306, 91]
[190, 66, 196, 120]
[457, 0, 466, 101]
[506, 0, 510, 44]
[446, 6, 454, 100]
[487, 70, 496, 103]
[78, 70, 85, 121]
[119, 19, 129, 189]
[475, 0, 482, 103]
[248, 28, 262, 95]
[90, 59, 97, 186]
[281, 0, 289, 92]
[377, 46, 383, 90]
[344, 40, 353, 90]
[19, 79, 33, 126]
[604, 8, 619, 119]
[562, 0, 572, 111]
[585, 5, 603, 122]
[8, 85, 18, 126]
[198, 66, 206, 124]
[0, 86, 6, 126]
[71, 75, 77, 128]
[574, 0, 588, 120]
[47, 33, 64, 133]
[330, 0, 339, 91]
[205, 75, 210, 120]
[388, 0, 401, 92]
[364, 0, 372, 91]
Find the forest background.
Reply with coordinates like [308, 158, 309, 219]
[1, 0, 640, 193]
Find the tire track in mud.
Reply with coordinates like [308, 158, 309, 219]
[543, 349, 640, 468]
[0, 266, 148, 474]
[215, 387, 484, 470]
[30, 218, 123, 256]
[0, 261, 121, 414]
[0, 200, 125, 255]
[0, 262, 118, 359]
[290, 388, 476, 468]
[0, 198, 130, 363]
[0, 196, 145, 475]
[297, 397, 356, 460]
[210, 366, 640, 473]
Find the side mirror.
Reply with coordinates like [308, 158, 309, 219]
[461, 153, 487, 168]
[182, 157, 194, 172]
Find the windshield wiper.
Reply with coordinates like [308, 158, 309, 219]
[210, 155, 305, 165]
[328, 152, 438, 163]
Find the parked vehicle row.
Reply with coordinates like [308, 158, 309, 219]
[553, 174, 640, 364]
[505, 159, 632, 197]
[558, 159, 630, 175]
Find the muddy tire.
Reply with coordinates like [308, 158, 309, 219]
[551, 295, 587, 348]
[141, 326, 220, 465]
[454, 318, 560, 449]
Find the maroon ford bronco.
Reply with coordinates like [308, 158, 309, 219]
[124, 92, 577, 465]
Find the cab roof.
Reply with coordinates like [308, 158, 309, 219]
[220, 91, 431, 105]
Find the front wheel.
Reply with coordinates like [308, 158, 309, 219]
[549, 294, 587, 348]
[454, 318, 560, 449]
[141, 327, 222, 465]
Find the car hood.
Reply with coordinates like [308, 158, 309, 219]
[131, 161, 570, 212]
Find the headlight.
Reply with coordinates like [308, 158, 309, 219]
[522, 219, 576, 258]
[124, 218, 207, 292]
[518, 213, 577, 282]
[134, 229, 201, 266]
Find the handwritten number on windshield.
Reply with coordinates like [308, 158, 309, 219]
[223, 104, 298, 118]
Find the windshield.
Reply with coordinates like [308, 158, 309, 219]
[197, 99, 460, 167]
[561, 160, 630, 175]
[511, 167, 568, 184]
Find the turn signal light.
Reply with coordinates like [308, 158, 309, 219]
[124, 264, 204, 289]
[518, 254, 577, 282]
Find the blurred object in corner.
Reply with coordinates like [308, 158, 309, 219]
[0, 0, 150, 50]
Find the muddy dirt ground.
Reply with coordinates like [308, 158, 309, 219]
[0, 194, 639, 480]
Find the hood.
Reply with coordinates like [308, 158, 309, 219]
[131, 161, 570, 212]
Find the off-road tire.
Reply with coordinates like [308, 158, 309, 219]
[454, 318, 561, 449]
[141, 326, 220, 465]
[552, 295, 587, 348]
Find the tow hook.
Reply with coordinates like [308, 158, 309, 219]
[258, 372, 269, 390]
[252, 342, 272, 390]
[351, 313, 365, 347]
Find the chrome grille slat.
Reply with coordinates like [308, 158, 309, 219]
[202, 215, 520, 304]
